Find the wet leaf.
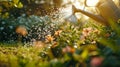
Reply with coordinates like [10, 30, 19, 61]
[2, 12, 9, 18]
[81, 49, 88, 60]
[13, 0, 19, 4]
[17, 2, 23, 8]
[98, 38, 119, 53]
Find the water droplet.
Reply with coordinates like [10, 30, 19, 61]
[2, 21, 5, 24]
[0, 27, 4, 30]
[9, 26, 13, 29]
[74, 45, 78, 48]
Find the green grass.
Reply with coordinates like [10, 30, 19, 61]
[0, 43, 47, 67]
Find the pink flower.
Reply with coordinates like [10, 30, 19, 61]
[90, 57, 104, 67]
[82, 27, 92, 37]
[62, 46, 75, 53]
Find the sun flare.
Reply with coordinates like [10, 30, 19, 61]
[86, 0, 99, 6]
[70, 0, 84, 9]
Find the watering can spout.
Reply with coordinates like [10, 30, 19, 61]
[72, 5, 108, 25]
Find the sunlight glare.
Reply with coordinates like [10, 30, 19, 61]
[70, 0, 84, 9]
[61, 0, 90, 21]
[86, 0, 99, 6]
[70, 0, 74, 2]
[74, 1, 83, 9]
[60, 5, 72, 18]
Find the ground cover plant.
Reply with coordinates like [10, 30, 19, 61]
[0, 16, 120, 67]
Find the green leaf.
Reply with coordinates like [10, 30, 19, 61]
[2, 12, 9, 18]
[81, 49, 88, 60]
[13, 0, 19, 4]
[98, 38, 119, 53]
[109, 19, 120, 36]
[0, 7, 2, 13]
[17, 2, 23, 8]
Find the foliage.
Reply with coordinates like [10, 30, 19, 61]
[0, 15, 59, 42]
[1, 19, 120, 67]
[0, 0, 23, 18]
[0, 0, 63, 18]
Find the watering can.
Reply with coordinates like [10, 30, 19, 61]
[72, 0, 120, 25]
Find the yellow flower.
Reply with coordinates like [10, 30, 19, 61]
[16, 26, 28, 36]
[45, 35, 54, 42]
[51, 42, 58, 48]
[54, 30, 62, 36]
[33, 41, 45, 48]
